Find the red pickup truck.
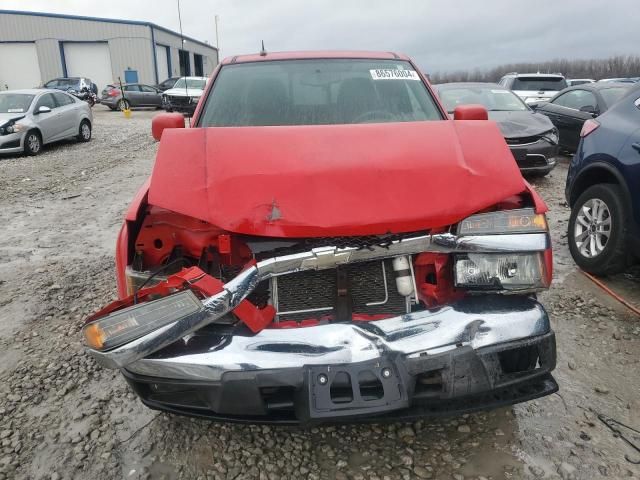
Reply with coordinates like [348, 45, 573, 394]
[83, 51, 557, 424]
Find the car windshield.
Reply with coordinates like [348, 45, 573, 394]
[0, 93, 35, 113]
[199, 59, 443, 126]
[512, 77, 567, 91]
[438, 86, 527, 113]
[49, 79, 81, 89]
[174, 78, 206, 90]
[600, 87, 631, 107]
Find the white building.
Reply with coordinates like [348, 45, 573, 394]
[0, 9, 219, 91]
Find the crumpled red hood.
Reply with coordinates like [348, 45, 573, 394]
[148, 121, 527, 237]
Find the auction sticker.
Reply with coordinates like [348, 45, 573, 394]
[370, 69, 420, 80]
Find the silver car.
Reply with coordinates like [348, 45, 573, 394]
[0, 89, 93, 156]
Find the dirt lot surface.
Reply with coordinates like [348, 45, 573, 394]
[0, 108, 639, 480]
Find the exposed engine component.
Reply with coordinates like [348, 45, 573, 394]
[392, 255, 414, 297]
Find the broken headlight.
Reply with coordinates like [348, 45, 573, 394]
[83, 290, 203, 351]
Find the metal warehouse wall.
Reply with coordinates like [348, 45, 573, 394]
[153, 28, 218, 78]
[0, 11, 218, 86]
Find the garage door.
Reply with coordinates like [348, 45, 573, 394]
[0, 43, 42, 90]
[156, 45, 169, 83]
[64, 42, 113, 91]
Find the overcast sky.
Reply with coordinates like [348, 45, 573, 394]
[1, 0, 638, 73]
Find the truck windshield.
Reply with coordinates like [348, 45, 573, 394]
[199, 59, 443, 126]
[512, 77, 567, 91]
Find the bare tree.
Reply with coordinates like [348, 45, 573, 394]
[428, 55, 640, 84]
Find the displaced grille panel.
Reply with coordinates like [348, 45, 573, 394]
[249, 232, 428, 260]
[274, 259, 409, 322]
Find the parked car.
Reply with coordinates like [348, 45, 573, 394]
[101, 83, 163, 110]
[156, 77, 180, 91]
[434, 82, 559, 175]
[598, 78, 639, 84]
[44, 77, 98, 95]
[565, 84, 640, 275]
[499, 73, 568, 106]
[567, 79, 595, 86]
[82, 51, 557, 424]
[0, 89, 92, 156]
[162, 76, 208, 115]
[535, 82, 633, 152]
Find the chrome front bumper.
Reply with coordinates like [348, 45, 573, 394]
[125, 295, 551, 382]
[86, 231, 550, 370]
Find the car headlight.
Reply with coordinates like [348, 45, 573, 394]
[455, 253, 547, 291]
[541, 128, 559, 145]
[455, 208, 551, 291]
[1, 123, 25, 135]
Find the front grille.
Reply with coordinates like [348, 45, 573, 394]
[505, 135, 541, 146]
[167, 96, 193, 106]
[519, 154, 548, 168]
[273, 259, 409, 322]
[249, 231, 428, 260]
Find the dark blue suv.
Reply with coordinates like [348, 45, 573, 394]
[566, 84, 640, 275]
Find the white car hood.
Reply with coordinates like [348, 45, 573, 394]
[164, 87, 204, 97]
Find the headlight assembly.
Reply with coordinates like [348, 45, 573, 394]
[458, 208, 548, 236]
[455, 252, 548, 291]
[455, 208, 551, 292]
[541, 129, 559, 145]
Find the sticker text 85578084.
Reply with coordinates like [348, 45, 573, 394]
[370, 69, 421, 81]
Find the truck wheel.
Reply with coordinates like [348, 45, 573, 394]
[24, 130, 42, 156]
[568, 184, 629, 275]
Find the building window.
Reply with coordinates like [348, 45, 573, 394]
[194, 54, 204, 76]
[179, 50, 191, 76]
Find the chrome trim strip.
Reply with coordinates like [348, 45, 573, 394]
[87, 232, 550, 369]
[124, 297, 551, 381]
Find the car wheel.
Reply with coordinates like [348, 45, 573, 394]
[568, 184, 629, 275]
[77, 120, 92, 142]
[24, 130, 42, 156]
[117, 99, 130, 111]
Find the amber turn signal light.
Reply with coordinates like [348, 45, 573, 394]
[82, 290, 204, 351]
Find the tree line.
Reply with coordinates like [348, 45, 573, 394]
[427, 55, 640, 84]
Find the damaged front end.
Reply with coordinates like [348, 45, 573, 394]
[83, 208, 557, 424]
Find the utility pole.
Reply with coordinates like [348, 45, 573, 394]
[214, 15, 220, 57]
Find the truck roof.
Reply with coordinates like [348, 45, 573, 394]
[221, 50, 410, 65]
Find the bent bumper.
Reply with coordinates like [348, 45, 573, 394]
[122, 296, 556, 423]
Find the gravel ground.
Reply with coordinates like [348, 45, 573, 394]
[0, 108, 638, 480]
